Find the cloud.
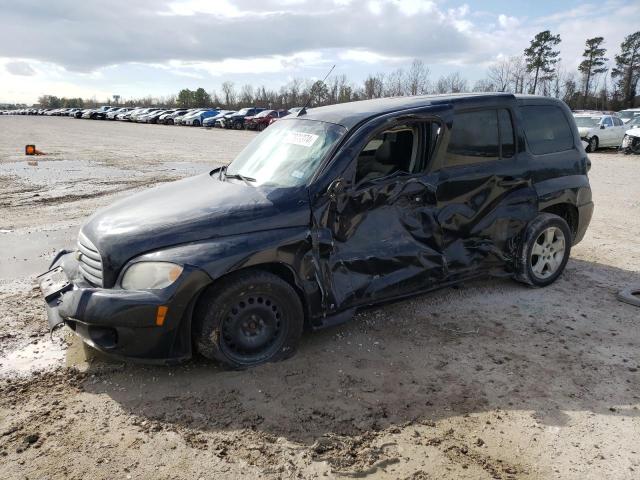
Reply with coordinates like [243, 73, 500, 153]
[0, 0, 487, 72]
[5, 60, 36, 76]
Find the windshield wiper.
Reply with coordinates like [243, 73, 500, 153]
[223, 169, 256, 185]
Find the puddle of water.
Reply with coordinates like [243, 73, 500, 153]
[0, 337, 67, 378]
[0, 159, 143, 186]
[0, 224, 79, 281]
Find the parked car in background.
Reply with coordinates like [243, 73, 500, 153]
[573, 112, 627, 152]
[245, 109, 289, 131]
[158, 109, 187, 125]
[65, 108, 81, 117]
[621, 116, 640, 154]
[130, 108, 159, 122]
[183, 108, 219, 126]
[213, 111, 238, 128]
[618, 108, 640, 123]
[94, 107, 121, 120]
[223, 107, 266, 129]
[176, 109, 207, 126]
[203, 110, 235, 128]
[107, 108, 132, 120]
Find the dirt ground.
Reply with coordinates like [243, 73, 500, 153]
[0, 116, 639, 480]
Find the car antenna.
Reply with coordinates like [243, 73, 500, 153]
[297, 64, 335, 117]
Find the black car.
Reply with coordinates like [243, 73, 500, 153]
[223, 107, 266, 129]
[39, 93, 593, 368]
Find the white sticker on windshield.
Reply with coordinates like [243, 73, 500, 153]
[283, 132, 319, 147]
[291, 170, 305, 179]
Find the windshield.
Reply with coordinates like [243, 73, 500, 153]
[619, 110, 636, 120]
[629, 117, 640, 127]
[574, 116, 601, 127]
[226, 119, 346, 187]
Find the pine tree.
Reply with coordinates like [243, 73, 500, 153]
[611, 31, 640, 108]
[524, 30, 562, 95]
[578, 37, 608, 107]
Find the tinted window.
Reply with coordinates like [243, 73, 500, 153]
[445, 110, 499, 167]
[520, 106, 574, 155]
[603, 117, 613, 127]
[613, 117, 623, 126]
[499, 109, 515, 158]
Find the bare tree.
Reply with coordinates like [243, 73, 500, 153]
[384, 69, 406, 96]
[472, 79, 496, 92]
[363, 73, 385, 99]
[221, 81, 236, 108]
[487, 57, 515, 92]
[435, 72, 468, 93]
[406, 59, 430, 95]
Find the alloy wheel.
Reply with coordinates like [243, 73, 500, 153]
[530, 227, 566, 280]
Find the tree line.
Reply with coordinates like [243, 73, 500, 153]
[34, 30, 640, 112]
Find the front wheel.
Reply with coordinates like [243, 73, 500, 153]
[515, 213, 572, 287]
[193, 119, 200, 127]
[587, 136, 598, 152]
[193, 271, 304, 368]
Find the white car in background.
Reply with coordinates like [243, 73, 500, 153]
[618, 108, 640, 124]
[621, 116, 640, 154]
[573, 113, 627, 152]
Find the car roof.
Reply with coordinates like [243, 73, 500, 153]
[298, 93, 545, 129]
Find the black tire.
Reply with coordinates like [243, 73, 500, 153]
[193, 119, 200, 127]
[234, 121, 243, 130]
[258, 123, 266, 131]
[515, 213, 572, 287]
[587, 136, 598, 153]
[193, 270, 304, 368]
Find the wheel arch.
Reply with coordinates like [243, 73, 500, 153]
[191, 262, 311, 330]
[540, 202, 579, 238]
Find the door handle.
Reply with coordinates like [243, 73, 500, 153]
[500, 176, 520, 187]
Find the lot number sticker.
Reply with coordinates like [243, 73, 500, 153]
[283, 132, 319, 147]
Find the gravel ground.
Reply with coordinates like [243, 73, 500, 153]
[0, 116, 639, 479]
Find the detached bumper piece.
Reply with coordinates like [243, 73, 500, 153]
[38, 252, 211, 363]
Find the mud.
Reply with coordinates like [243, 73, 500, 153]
[0, 116, 639, 479]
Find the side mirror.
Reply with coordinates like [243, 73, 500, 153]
[327, 178, 347, 199]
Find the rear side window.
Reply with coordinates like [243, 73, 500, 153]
[520, 106, 574, 155]
[613, 117, 623, 126]
[445, 110, 499, 167]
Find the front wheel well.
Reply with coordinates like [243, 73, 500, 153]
[193, 263, 309, 328]
[540, 203, 578, 239]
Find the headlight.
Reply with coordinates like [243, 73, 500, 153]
[622, 135, 631, 148]
[121, 262, 184, 290]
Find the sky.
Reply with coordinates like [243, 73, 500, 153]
[0, 0, 638, 104]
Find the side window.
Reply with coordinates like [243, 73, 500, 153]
[603, 117, 613, 127]
[445, 110, 499, 167]
[613, 117, 623, 126]
[355, 124, 419, 184]
[520, 106, 574, 155]
[499, 109, 515, 158]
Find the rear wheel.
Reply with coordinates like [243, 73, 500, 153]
[193, 271, 304, 368]
[515, 213, 572, 287]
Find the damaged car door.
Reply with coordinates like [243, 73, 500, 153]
[432, 107, 537, 279]
[311, 114, 446, 313]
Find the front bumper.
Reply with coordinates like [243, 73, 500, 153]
[39, 252, 212, 364]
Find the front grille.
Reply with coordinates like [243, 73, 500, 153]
[77, 231, 104, 287]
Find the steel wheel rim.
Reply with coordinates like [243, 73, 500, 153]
[219, 295, 285, 364]
[530, 226, 566, 279]
[589, 137, 597, 151]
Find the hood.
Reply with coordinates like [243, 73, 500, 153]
[577, 126, 593, 137]
[626, 126, 640, 136]
[82, 171, 310, 287]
